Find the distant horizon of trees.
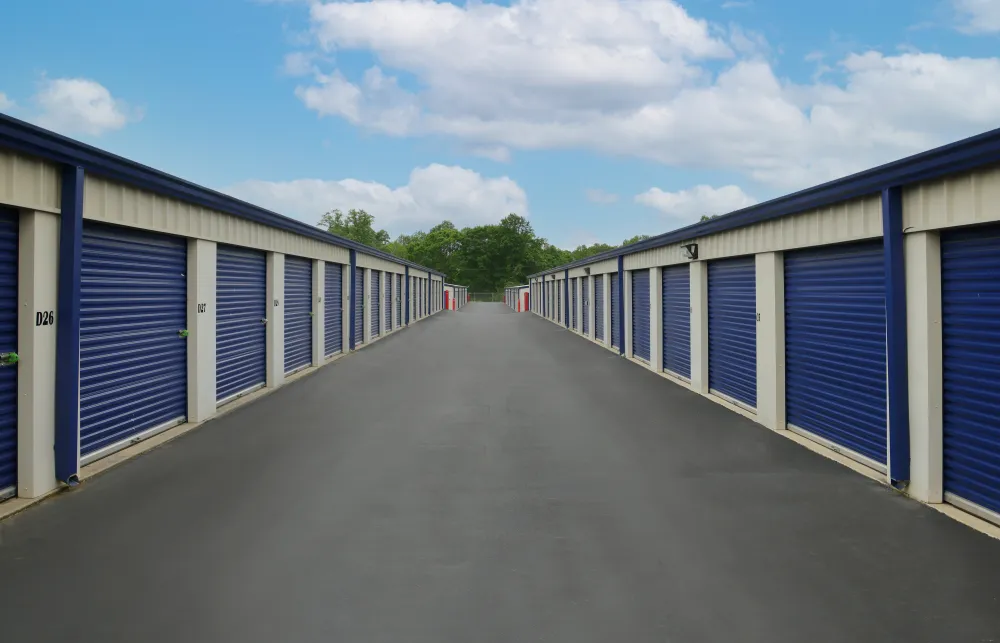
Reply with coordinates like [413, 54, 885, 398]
[318, 208, 651, 293]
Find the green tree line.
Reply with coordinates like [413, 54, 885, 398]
[318, 208, 650, 294]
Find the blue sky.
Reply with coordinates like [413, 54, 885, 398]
[1, 0, 998, 248]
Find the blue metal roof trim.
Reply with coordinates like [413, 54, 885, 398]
[0, 114, 445, 278]
[528, 125, 1000, 278]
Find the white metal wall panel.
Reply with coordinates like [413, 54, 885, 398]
[0, 148, 61, 213]
[571, 278, 578, 330]
[941, 224, 1000, 517]
[84, 176, 350, 265]
[396, 274, 403, 327]
[784, 241, 887, 465]
[356, 253, 404, 273]
[325, 262, 343, 356]
[904, 164, 1000, 234]
[624, 196, 882, 271]
[0, 209, 17, 497]
[569, 258, 617, 277]
[708, 256, 756, 408]
[216, 245, 267, 402]
[80, 223, 188, 461]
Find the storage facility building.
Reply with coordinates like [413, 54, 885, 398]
[0, 114, 445, 504]
[530, 126, 1000, 527]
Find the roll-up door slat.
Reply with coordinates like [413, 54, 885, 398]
[572, 278, 578, 330]
[385, 273, 392, 331]
[80, 224, 188, 459]
[708, 257, 756, 408]
[785, 241, 886, 464]
[371, 271, 381, 338]
[632, 269, 651, 361]
[942, 226, 1000, 516]
[0, 209, 17, 496]
[325, 263, 343, 356]
[583, 279, 590, 335]
[354, 268, 364, 345]
[595, 278, 605, 341]
[284, 256, 312, 373]
[611, 273, 620, 349]
[662, 264, 691, 379]
[216, 245, 266, 402]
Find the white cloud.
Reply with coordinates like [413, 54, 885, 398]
[955, 0, 1000, 33]
[34, 78, 140, 136]
[585, 188, 619, 204]
[283, 51, 319, 76]
[470, 145, 512, 162]
[225, 164, 529, 233]
[0, 93, 14, 111]
[288, 0, 1000, 191]
[635, 184, 757, 224]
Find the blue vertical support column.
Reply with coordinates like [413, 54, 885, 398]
[882, 186, 909, 485]
[349, 249, 357, 350]
[55, 165, 84, 485]
[405, 266, 410, 324]
[564, 270, 570, 327]
[617, 256, 625, 356]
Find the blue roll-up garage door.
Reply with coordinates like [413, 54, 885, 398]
[708, 256, 756, 408]
[557, 281, 562, 322]
[611, 273, 620, 349]
[572, 278, 578, 330]
[325, 262, 343, 356]
[396, 275, 402, 326]
[284, 256, 313, 373]
[662, 264, 691, 379]
[354, 267, 364, 345]
[385, 273, 392, 331]
[785, 241, 886, 466]
[216, 245, 266, 404]
[583, 278, 590, 335]
[595, 277, 605, 342]
[942, 225, 1000, 517]
[632, 269, 651, 361]
[0, 209, 17, 498]
[371, 271, 381, 338]
[80, 223, 187, 462]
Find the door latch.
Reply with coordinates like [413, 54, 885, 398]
[0, 352, 18, 367]
[178, 329, 190, 338]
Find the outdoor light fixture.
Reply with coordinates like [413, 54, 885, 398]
[584, 267, 591, 275]
[683, 243, 699, 260]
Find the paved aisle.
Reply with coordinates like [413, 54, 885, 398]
[1, 303, 999, 642]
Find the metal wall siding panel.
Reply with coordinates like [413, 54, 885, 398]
[785, 242, 887, 462]
[904, 165, 1000, 233]
[557, 283, 562, 320]
[84, 176, 351, 265]
[80, 223, 188, 457]
[942, 226, 1000, 515]
[595, 278, 605, 341]
[662, 264, 691, 378]
[0, 149, 61, 213]
[622, 196, 883, 272]
[611, 273, 620, 348]
[371, 271, 381, 337]
[354, 267, 364, 344]
[325, 262, 343, 356]
[708, 257, 757, 407]
[569, 258, 617, 277]
[632, 270, 651, 361]
[356, 254, 404, 273]
[283, 256, 313, 372]
[582, 279, 590, 335]
[0, 209, 17, 494]
[216, 245, 267, 401]
[572, 278, 578, 329]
